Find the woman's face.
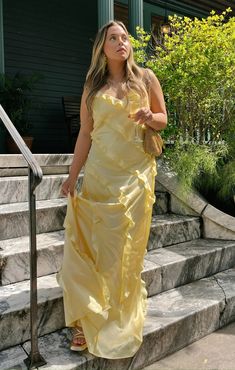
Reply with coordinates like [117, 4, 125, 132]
[103, 24, 130, 62]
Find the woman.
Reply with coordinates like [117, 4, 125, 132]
[57, 20, 167, 359]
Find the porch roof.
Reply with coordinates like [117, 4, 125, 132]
[146, 0, 235, 15]
[179, 0, 235, 14]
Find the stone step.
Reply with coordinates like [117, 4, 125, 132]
[0, 174, 66, 204]
[148, 214, 201, 249]
[144, 238, 235, 295]
[0, 154, 73, 177]
[0, 166, 70, 177]
[0, 193, 196, 241]
[0, 231, 64, 285]
[0, 198, 66, 240]
[0, 214, 201, 285]
[0, 174, 169, 214]
[153, 191, 169, 215]
[1, 267, 235, 369]
[0, 174, 83, 204]
[1, 239, 234, 351]
[0, 154, 73, 169]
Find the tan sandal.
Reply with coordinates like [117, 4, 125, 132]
[70, 326, 87, 351]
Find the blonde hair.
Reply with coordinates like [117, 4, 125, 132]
[85, 20, 149, 114]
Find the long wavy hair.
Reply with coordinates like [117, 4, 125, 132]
[85, 20, 149, 114]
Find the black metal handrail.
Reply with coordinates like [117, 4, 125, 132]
[0, 105, 46, 369]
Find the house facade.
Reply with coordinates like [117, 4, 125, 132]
[0, 0, 234, 153]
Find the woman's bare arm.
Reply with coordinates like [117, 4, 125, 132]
[61, 87, 93, 196]
[132, 69, 167, 130]
[147, 69, 167, 130]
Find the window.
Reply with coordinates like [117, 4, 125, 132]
[114, 2, 128, 29]
[151, 15, 165, 39]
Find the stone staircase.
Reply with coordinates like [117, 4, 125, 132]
[0, 154, 235, 370]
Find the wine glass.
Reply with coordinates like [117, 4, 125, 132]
[129, 101, 143, 143]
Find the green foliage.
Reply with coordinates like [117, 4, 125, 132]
[195, 159, 235, 216]
[165, 141, 228, 191]
[217, 160, 235, 200]
[131, 9, 235, 215]
[0, 72, 41, 135]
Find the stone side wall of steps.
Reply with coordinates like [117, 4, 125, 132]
[156, 161, 235, 240]
[0, 154, 235, 370]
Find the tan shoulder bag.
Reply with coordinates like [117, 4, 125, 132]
[143, 69, 164, 157]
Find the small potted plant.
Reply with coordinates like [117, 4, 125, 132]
[0, 72, 41, 153]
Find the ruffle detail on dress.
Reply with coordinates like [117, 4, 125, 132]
[82, 164, 137, 305]
[90, 135, 155, 177]
[58, 88, 157, 359]
[83, 161, 120, 200]
[117, 186, 151, 305]
[91, 136, 132, 170]
[60, 194, 112, 322]
[132, 168, 156, 213]
[83, 165, 147, 308]
[82, 136, 156, 308]
[93, 91, 149, 148]
[94, 89, 147, 108]
[95, 91, 126, 108]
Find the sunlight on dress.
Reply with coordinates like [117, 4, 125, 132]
[56, 90, 157, 359]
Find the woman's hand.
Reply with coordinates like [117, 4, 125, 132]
[61, 176, 77, 197]
[128, 107, 153, 125]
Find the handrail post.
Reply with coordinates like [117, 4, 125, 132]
[24, 167, 46, 369]
[0, 105, 46, 368]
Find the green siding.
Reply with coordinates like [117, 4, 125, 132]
[3, 0, 98, 153]
[0, 0, 4, 74]
[2, 0, 209, 154]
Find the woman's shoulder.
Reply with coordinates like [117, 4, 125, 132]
[139, 67, 153, 89]
[140, 67, 156, 79]
[141, 68, 160, 90]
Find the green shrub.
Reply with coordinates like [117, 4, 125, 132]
[131, 9, 235, 215]
[0, 72, 41, 135]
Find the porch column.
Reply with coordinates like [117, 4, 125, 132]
[98, 0, 114, 29]
[128, 0, 143, 37]
[0, 0, 5, 153]
[0, 0, 4, 74]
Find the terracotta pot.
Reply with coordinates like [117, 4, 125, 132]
[6, 136, 34, 154]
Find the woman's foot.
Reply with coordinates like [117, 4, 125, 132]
[70, 326, 87, 351]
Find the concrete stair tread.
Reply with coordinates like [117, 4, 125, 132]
[0, 214, 201, 286]
[0, 231, 65, 286]
[0, 174, 82, 204]
[1, 267, 235, 369]
[1, 238, 235, 312]
[0, 154, 73, 168]
[146, 238, 235, 262]
[151, 213, 199, 224]
[0, 174, 67, 181]
[0, 230, 64, 255]
[0, 198, 67, 214]
[149, 214, 201, 249]
[0, 274, 62, 314]
[144, 238, 235, 295]
[0, 199, 67, 240]
[0, 200, 183, 216]
[0, 213, 198, 253]
[0, 174, 167, 212]
[0, 191, 200, 240]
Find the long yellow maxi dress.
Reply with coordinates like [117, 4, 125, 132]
[56, 89, 157, 359]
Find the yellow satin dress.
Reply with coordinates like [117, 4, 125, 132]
[56, 89, 157, 359]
